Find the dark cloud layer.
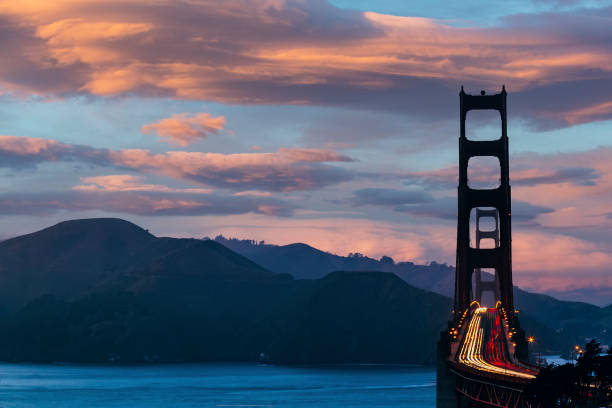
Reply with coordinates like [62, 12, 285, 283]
[403, 161, 602, 191]
[394, 197, 554, 222]
[351, 187, 433, 206]
[0, 190, 295, 217]
[0, 136, 355, 192]
[1, 1, 612, 129]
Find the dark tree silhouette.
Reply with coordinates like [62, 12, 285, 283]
[527, 339, 612, 407]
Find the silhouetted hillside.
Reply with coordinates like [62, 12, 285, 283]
[0, 218, 153, 310]
[0, 219, 273, 311]
[213, 235, 454, 292]
[0, 219, 606, 363]
[0, 218, 454, 363]
[254, 271, 453, 364]
[543, 286, 612, 307]
[514, 288, 600, 330]
[215, 235, 612, 350]
[0, 271, 454, 364]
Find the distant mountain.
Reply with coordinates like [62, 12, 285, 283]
[543, 286, 612, 307]
[213, 235, 455, 294]
[214, 235, 612, 349]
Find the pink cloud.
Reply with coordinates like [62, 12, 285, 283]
[0, 190, 296, 217]
[556, 101, 612, 126]
[397, 147, 612, 270]
[512, 229, 612, 290]
[404, 149, 606, 190]
[1, 1, 612, 126]
[194, 214, 450, 265]
[233, 191, 272, 197]
[0, 136, 355, 192]
[277, 147, 353, 163]
[73, 174, 212, 193]
[141, 112, 226, 146]
[108, 147, 354, 191]
[0, 135, 66, 157]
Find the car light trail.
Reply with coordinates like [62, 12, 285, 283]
[457, 307, 536, 379]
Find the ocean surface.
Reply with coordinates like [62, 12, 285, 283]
[0, 363, 436, 407]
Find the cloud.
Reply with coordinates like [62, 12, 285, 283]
[301, 110, 412, 147]
[0, 135, 108, 167]
[351, 187, 433, 206]
[141, 112, 226, 146]
[1, 1, 612, 127]
[558, 101, 612, 126]
[513, 167, 601, 187]
[394, 147, 612, 245]
[403, 155, 603, 190]
[0, 190, 294, 217]
[511, 79, 612, 129]
[512, 230, 612, 286]
[0, 136, 355, 192]
[394, 196, 554, 221]
[232, 190, 272, 197]
[108, 147, 354, 191]
[73, 174, 212, 193]
[345, 183, 553, 222]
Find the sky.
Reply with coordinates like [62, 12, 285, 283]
[1, 0, 612, 296]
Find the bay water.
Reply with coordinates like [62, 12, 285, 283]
[0, 363, 435, 407]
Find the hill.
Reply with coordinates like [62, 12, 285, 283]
[0, 218, 453, 363]
[215, 235, 611, 350]
[0, 271, 453, 364]
[0, 219, 272, 311]
[213, 235, 454, 293]
[0, 218, 605, 363]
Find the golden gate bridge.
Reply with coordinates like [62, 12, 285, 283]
[436, 87, 541, 408]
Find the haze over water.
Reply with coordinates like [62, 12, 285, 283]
[0, 363, 434, 407]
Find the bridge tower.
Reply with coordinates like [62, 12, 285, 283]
[454, 85, 514, 320]
[437, 86, 532, 408]
[473, 208, 500, 305]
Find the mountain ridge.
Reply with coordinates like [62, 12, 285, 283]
[0, 218, 605, 363]
[0, 218, 276, 310]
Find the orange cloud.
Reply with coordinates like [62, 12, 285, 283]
[0, 189, 295, 217]
[34, 18, 152, 66]
[0, 135, 62, 155]
[0, 136, 355, 191]
[557, 101, 612, 126]
[73, 174, 212, 193]
[108, 147, 354, 191]
[141, 112, 226, 146]
[513, 230, 612, 274]
[1, 0, 612, 126]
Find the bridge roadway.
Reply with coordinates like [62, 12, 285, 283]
[449, 304, 537, 382]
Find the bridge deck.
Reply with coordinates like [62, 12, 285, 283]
[452, 307, 537, 382]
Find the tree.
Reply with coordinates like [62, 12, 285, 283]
[379, 255, 394, 265]
[577, 339, 602, 395]
[526, 363, 579, 407]
[527, 340, 612, 407]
